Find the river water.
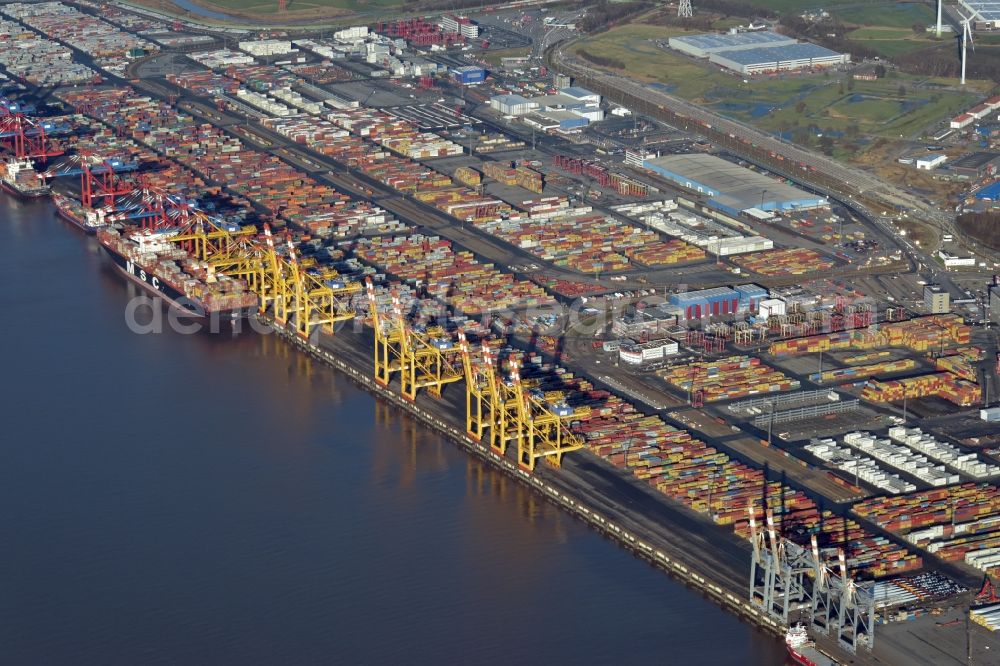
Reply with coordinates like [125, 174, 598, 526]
[168, 0, 241, 22]
[0, 194, 786, 664]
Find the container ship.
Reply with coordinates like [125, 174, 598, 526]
[0, 157, 49, 198]
[97, 225, 258, 318]
[52, 192, 108, 234]
[785, 625, 838, 666]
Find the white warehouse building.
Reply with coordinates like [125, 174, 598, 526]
[559, 86, 601, 105]
[667, 31, 796, 58]
[709, 43, 849, 75]
[239, 39, 295, 56]
[489, 94, 538, 116]
[619, 340, 678, 364]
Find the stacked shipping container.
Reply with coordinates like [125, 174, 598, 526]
[861, 372, 981, 407]
[348, 234, 554, 315]
[733, 248, 834, 276]
[855, 484, 1000, 575]
[476, 207, 659, 273]
[808, 359, 918, 384]
[57, 88, 394, 239]
[506, 356, 918, 578]
[661, 356, 800, 402]
[624, 240, 707, 266]
[769, 315, 972, 356]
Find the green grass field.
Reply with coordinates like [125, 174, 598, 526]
[742, 0, 855, 12]
[203, 0, 402, 12]
[846, 26, 944, 57]
[483, 47, 531, 68]
[572, 24, 735, 97]
[832, 2, 934, 28]
[572, 23, 987, 149]
[690, 1, 941, 60]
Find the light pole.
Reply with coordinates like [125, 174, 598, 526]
[707, 464, 719, 520]
[622, 436, 634, 469]
[767, 398, 776, 446]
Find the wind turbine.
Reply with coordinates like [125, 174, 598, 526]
[936, 0, 943, 37]
[959, 12, 974, 86]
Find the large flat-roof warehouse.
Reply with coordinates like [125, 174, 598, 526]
[667, 30, 848, 75]
[641, 153, 828, 213]
[709, 44, 849, 75]
[667, 31, 796, 58]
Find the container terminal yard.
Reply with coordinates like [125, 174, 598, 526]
[4, 1, 1000, 663]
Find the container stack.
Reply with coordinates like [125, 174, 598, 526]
[0, 17, 96, 85]
[283, 62, 354, 85]
[208, 62, 299, 92]
[528, 275, 606, 298]
[805, 438, 917, 494]
[349, 234, 554, 315]
[482, 161, 544, 193]
[841, 431, 959, 487]
[808, 359, 917, 384]
[770, 314, 973, 356]
[322, 108, 503, 211]
[57, 88, 395, 240]
[454, 166, 481, 186]
[168, 71, 241, 97]
[477, 207, 658, 273]
[935, 354, 978, 382]
[468, 133, 526, 154]
[971, 604, 1000, 631]
[861, 373, 981, 407]
[623, 240, 707, 266]
[661, 356, 800, 402]
[4, 1, 157, 75]
[855, 484, 1000, 572]
[844, 351, 892, 364]
[733, 248, 834, 276]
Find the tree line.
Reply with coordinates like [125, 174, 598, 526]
[578, 48, 625, 69]
[957, 211, 1000, 250]
[577, 1, 652, 34]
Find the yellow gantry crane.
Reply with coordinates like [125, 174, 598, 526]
[468, 344, 581, 471]
[506, 358, 583, 471]
[283, 240, 360, 339]
[366, 289, 582, 471]
[365, 278, 462, 400]
[367, 278, 406, 387]
[163, 213, 358, 338]
[396, 314, 463, 402]
[477, 343, 525, 458]
[260, 224, 290, 321]
[458, 331, 493, 441]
